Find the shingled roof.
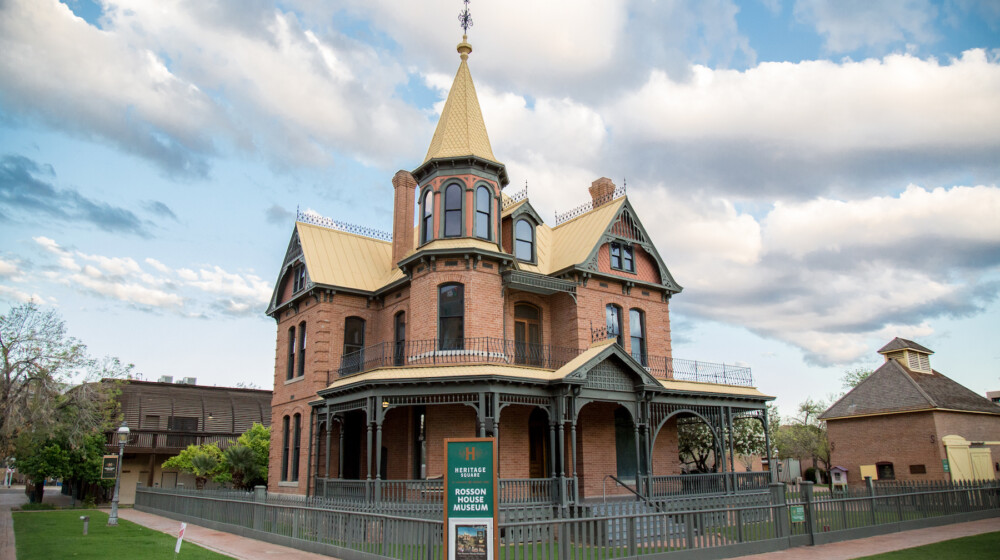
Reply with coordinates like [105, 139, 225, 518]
[821, 358, 1000, 420]
[878, 337, 934, 354]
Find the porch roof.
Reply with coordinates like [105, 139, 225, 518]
[321, 338, 771, 400]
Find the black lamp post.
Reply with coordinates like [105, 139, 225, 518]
[108, 421, 129, 526]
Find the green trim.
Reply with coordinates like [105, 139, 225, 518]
[439, 180, 466, 239]
[412, 155, 509, 188]
[398, 246, 512, 270]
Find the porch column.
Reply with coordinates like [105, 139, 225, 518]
[763, 410, 775, 483]
[375, 409, 384, 480]
[478, 392, 487, 438]
[548, 422, 557, 479]
[338, 417, 345, 478]
[325, 412, 332, 477]
[727, 406, 736, 492]
[716, 407, 730, 494]
[366, 421, 373, 481]
[306, 407, 315, 497]
[633, 421, 642, 496]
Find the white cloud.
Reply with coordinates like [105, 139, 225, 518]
[794, 0, 938, 53]
[0, 285, 49, 305]
[180, 266, 272, 305]
[0, 258, 21, 279]
[638, 184, 1000, 365]
[145, 258, 171, 273]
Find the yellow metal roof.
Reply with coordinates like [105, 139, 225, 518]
[423, 40, 499, 164]
[296, 222, 403, 292]
[501, 199, 527, 218]
[417, 238, 500, 254]
[657, 379, 771, 398]
[327, 364, 564, 390]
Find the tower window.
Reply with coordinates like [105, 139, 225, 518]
[475, 186, 491, 240]
[281, 415, 290, 481]
[515, 219, 534, 262]
[444, 184, 462, 237]
[421, 190, 433, 244]
[291, 413, 301, 482]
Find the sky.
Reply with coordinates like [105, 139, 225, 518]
[1, 0, 999, 419]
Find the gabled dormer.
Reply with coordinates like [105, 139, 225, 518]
[878, 337, 934, 374]
[267, 227, 310, 316]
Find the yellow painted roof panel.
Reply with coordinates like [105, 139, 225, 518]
[424, 55, 498, 164]
[327, 364, 563, 390]
[297, 221, 401, 292]
[419, 238, 501, 253]
[542, 199, 624, 274]
[658, 379, 772, 398]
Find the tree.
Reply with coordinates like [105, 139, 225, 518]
[222, 446, 258, 490]
[730, 404, 780, 470]
[14, 437, 70, 503]
[1, 303, 87, 457]
[162, 444, 224, 489]
[678, 419, 718, 473]
[775, 398, 831, 483]
[233, 422, 269, 486]
[841, 366, 874, 391]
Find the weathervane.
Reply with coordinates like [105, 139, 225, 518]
[458, 0, 473, 35]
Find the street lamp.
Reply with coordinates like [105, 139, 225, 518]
[108, 421, 129, 526]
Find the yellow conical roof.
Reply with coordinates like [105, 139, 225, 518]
[423, 36, 499, 164]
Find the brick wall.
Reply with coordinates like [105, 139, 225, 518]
[828, 411, 945, 483]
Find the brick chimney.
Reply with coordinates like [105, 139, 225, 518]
[392, 170, 417, 265]
[589, 177, 616, 208]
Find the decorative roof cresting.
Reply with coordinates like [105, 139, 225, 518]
[422, 0, 499, 165]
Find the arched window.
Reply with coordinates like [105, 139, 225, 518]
[475, 186, 491, 240]
[629, 309, 646, 366]
[286, 326, 296, 380]
[438, 283, 464, 350]
[614, 407, 637, 482]
[605, 304, 623, 346]
[291, 413, 301, 482]
[281, 415, 290, 481]
[297, 321, 307, 377]
[421, 190, 433, 243]
[444, 184, 462, 237]
[515, 219, 534, 262]
[343, 317, 365, 374]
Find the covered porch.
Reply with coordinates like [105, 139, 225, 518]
[306, 340, 775, 511]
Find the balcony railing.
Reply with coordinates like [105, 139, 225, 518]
[338, 337, 753, 387]
[338, 337, 581, 377]
[105, 429, 241, 451]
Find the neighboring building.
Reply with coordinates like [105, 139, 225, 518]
[987, 391, 1000, 404]
[106, 379, 271, 504]
[265, 34, 774, 502]
[821, 338, 1000, 484]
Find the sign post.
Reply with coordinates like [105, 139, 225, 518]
[444, 438, 498, 560]
[101, 455, 119, 480]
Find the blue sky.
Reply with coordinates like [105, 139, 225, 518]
[2, 0, 998, 418]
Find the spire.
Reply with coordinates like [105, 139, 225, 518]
[423, 34, 499, 164]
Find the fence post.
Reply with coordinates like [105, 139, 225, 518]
[865, 477, 877, 526]
[769, 482, 789, 541]
[253, 485, 266, 532]
[801, 481, 815, 546]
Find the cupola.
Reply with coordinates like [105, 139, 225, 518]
[877, 337, 933, 373]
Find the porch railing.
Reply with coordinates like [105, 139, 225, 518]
[649, 471, 771, 497]
[104, 429, 241, 451]
[647, 355, 754, 386]
[315, 477, 566, 506]
[338, 337, 580, 377]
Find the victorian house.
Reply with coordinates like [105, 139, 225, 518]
[265, 35, 773, 506]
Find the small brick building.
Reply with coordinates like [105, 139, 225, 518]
[265, 35, 773, 503]
[822, 338, 1000, 484]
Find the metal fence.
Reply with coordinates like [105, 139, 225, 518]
[136, 479, 1000, 560]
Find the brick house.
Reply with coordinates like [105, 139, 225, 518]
[265, 35, 773, 504]
[822, 338, 1000, 484]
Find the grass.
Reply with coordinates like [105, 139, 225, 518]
[13, 510, 232, 559]
[854, 531, 1000, 559]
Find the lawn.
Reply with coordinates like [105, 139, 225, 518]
[855, 531, 1000, 559]
[13, 510, 232, 559]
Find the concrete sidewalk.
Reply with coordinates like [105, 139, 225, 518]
[119, 509, 330, 559]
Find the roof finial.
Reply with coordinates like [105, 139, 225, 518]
[457, 0, 473, 60]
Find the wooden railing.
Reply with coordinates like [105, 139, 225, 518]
[105, 429, 242, 451]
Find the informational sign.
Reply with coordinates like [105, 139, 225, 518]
[790, 505, 806, 523]
[175, 522, 187, 553]
[101, 455, 119, 480]
[942, 459, 950, 473]
[444, 438, 497, 560]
